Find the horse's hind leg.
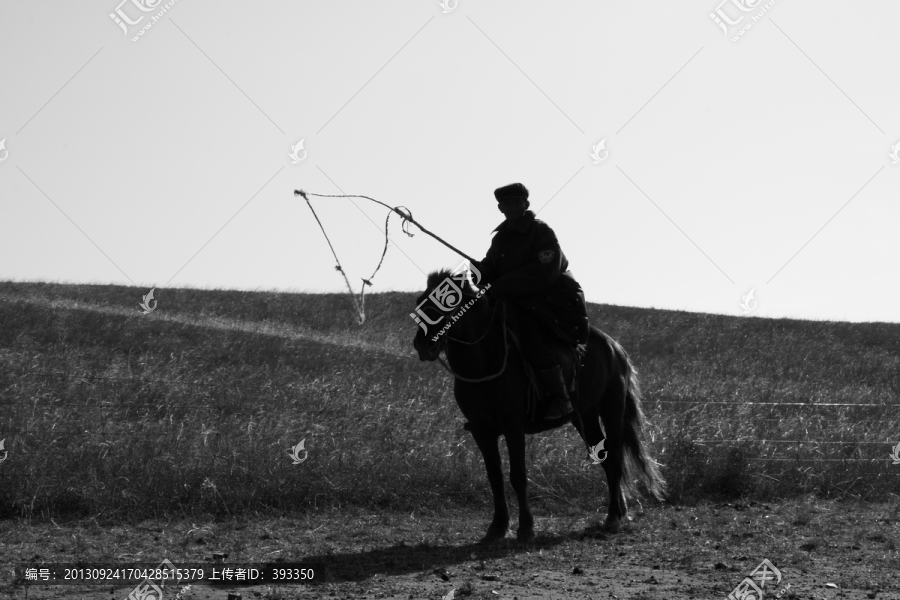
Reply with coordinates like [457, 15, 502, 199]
[574, 398, 626, 533]
[599, 374, 629, 532]
[471, 429, 509, 543]
[504, 432, 534, 543]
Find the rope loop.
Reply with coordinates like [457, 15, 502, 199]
[295, 189, 476, 325]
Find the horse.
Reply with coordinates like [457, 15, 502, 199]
[412, 269, 666, 543]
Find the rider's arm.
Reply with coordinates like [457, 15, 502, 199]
[474, 241, 499, 288]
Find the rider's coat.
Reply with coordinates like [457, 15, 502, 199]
[477, 210, 589, 346]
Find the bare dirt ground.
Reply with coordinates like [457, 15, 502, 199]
[2, 498, 898, 600]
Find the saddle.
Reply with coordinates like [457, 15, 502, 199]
[542, 341, 582, 392]
[503, 308, 586, 404]
[460, 304, 587, 431]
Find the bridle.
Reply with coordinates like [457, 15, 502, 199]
[421, 296, 510, 383]
[446, 296, 502, 345]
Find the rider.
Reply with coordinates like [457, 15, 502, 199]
[474, 183, 590, 420]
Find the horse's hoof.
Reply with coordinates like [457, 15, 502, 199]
[478, 527, 508, 544]
[602, 520, 621, 534]
[516, 528, 535, 543]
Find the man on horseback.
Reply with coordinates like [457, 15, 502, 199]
[474, 183, 590, 420]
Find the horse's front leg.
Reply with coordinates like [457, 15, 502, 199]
[504, 431, 534, 543]
[471, 429, 509, 543]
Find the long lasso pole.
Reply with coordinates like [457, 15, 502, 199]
[294, 189, 477, 265]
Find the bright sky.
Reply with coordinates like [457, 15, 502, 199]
[1, 1, 898, 323]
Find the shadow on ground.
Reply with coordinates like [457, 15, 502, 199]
[265, 523, 613, 584]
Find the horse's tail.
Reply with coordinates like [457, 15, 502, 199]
[614, 340, 667, 501]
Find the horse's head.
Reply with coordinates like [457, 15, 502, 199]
[411, 268, 485, 361]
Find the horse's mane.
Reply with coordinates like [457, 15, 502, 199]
[426, 269, 478, 296]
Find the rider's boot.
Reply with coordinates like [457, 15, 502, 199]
[539, 364, 573, 420]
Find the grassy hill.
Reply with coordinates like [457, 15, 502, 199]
[0, 281, 898, 522]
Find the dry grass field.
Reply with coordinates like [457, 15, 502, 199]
[1, 281, 897, 519]
[0, 281, 898, 599]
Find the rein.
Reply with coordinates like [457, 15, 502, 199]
[447, 296, 502, 345]
[436, 303, 510, 383]
[433, 298, 585, 424]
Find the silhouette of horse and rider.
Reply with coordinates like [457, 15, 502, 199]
[413, 183, 665, 543]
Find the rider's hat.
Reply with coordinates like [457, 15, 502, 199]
[494, 183, 529, 203]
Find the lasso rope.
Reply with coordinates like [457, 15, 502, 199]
[294, 189, 477, 324]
